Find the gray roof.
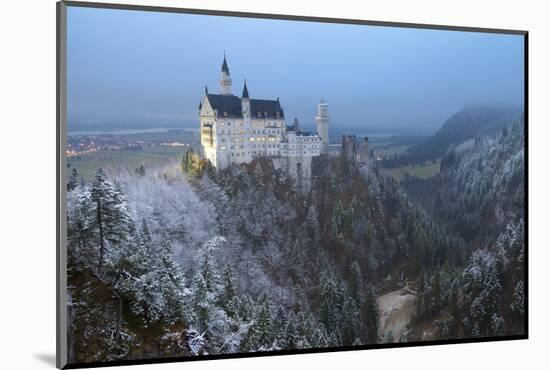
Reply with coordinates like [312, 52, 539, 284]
[204, 94, 284, 119]
[299, 131, 319, 137]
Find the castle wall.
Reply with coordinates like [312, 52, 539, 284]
[273, 154, 314, 193]
[341, 134, 369, 165]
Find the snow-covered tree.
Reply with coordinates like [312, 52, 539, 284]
[67, 167, 79, 191]
[89, 169, 134, 276]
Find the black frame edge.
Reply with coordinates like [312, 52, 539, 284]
[523, 32, 529, 339]
[57, 1, 68, 369]
[61, 0, 528, 35]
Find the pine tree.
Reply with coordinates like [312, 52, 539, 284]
[340, 296, 360, 345]
[319, 271, 341, 337]
[272, 305, 287, 348]
[191, 236, 225, 334]
[220, 264, 236, 312]
[430, 270, 442, 314]
[157, 237, 188, 323]
[510, 280, 524, 316]
[138, 218, 152, 254]
[349, 261, 363, 303]
[254, 294, 274, 350]
[304, 203, 319, 246]
[67, 186, 96, 268]
[448, 277, 461, 321]
[67, 167, 79, 191]
[252, 162, 264, 188]
[283, 312, 299, 349]
[89, 169, 134, 276]
[331, 200, 346, 242]
[192, 273, 210, 334]
[364, 283, 379, 344]
[181, 148, 194, 173]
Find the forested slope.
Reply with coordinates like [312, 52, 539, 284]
[66, 143, 466, 362]
[410, 117, 526, 340]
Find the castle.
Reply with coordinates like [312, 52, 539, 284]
[199, 55, 330, 192]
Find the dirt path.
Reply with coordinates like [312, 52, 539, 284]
[377, 284, 417, 343]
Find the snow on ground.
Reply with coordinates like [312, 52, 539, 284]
[377, 284, 417, 343]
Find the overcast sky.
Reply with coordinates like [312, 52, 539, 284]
[67, 6, 524, 134]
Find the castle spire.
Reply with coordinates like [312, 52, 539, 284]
[219, 53, 232, 95]
[242, 79, 249, 99]
[221, 52, 230, 74]
[241, 79, 250, 115]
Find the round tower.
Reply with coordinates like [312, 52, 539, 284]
[315, 99, 330, 154]
[220, 53, 232, 95]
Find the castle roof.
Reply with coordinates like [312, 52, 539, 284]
[299, 131, 319, 137]
[284, 125, 319, 137]
[204, 93, 284, 119]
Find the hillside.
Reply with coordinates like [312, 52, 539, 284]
[403, 116, 526, 340]
[65, 119, 525, 363]
[382, 105, 522, 167]
[433, 115, 525, 244]
[66, 146, 469, 363]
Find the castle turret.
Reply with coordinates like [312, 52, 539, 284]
[220, 54, 232, 95]
[359, 137, 369, 164]
[315, 99, 330, 154]
[292, 117, 300, 132]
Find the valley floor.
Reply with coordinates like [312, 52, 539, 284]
[377, 283, 417, 343]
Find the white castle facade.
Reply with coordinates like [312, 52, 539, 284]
[199, 55, 330, 192]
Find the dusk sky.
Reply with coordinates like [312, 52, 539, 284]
[67, 6, 525, 134]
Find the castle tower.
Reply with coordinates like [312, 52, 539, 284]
[220, 54, 232, 95]
[315, 99, 330, 154]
